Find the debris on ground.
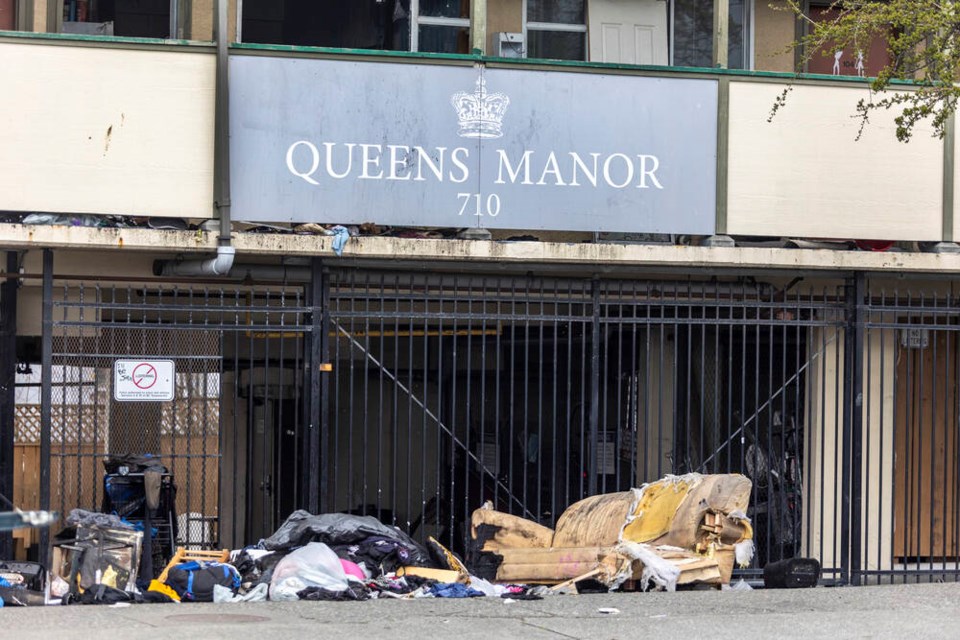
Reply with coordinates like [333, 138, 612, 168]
[0, 473, 762, 606]
[468, 473, 755, 592]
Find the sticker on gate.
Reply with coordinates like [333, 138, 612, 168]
[114, 360, 175, 401]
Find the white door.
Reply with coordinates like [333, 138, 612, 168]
[588, 0, 668, 65]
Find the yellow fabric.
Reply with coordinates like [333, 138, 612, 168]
[148, 579, 181, 602]
[621, 479, 694, 543]
[101, 565, 118, 588]
[429, 536, 468, 573]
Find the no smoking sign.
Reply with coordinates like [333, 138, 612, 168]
[114, 359, 175, 402]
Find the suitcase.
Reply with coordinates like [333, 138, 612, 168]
[763, 557, 820, 588]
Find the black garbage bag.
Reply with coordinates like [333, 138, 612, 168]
[62, 584, 135, 605]
[261, 510, 433, 571]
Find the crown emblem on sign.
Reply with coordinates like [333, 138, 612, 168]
[451, 76, 510, 139]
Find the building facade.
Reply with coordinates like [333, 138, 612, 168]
[0, 1, 958, 587]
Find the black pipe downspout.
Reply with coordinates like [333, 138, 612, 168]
[0, 251, 18, 559]
[214, 0, 232, 252]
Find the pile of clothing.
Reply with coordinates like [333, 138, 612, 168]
[46, 509, 543, 606]
[224, 510, 545, 603]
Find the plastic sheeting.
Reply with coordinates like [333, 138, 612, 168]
[261, 510, 432, 567]
[269, 542, 353, 601]
[65, 509, 133, 531]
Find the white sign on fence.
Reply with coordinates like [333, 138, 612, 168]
[114, 359, 175, 402]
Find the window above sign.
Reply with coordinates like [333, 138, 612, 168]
[8, 0, 754, 69]
[525, 0, 587, 62]
[671, 0, 752, 69]
[240, 0, 472, 54]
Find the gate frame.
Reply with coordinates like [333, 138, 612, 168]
[33, 252, 960, 586]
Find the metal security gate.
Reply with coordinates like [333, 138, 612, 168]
[38, 253, 316, 558]
[321, 269, 849, 580]
[858, 282, 960, 584]
[34, 255, 960, 586]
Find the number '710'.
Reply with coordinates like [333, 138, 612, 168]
[457, 193, 502, 217]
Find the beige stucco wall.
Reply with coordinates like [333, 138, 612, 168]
[803, 323, 896, 577]
[16, 250, 167, 335]
[727, 81, 943, 241]
[0, 42, 215, 219]
[753, 0, 794, 73]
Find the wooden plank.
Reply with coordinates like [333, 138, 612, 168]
[494, 546, 610, 564]
[895, 331, 959, 559]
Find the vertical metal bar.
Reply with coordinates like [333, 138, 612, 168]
[362, 273, 371, 515]
[863, 287, 872, 579]
[627, 281, 637, 487]
[392, 274, 400, 526]
[508, 278, 516, 509]
[658, 295, 665, 478]
[843, 273, 866, 585]
[420, 276, 429, 536]
[347, 275, 357, 515]
[463, 276, 474, 539]
[588, 277, 601, 495]
[564, 279, 573, 507]
[435, 277, 445, 541]
[307, 258, 323, 513]
[953, 298, 960, 582]
[39, 249, 53, 558]
[686, 282, 695, 474]
[905, 290, 926, 582]
[521, 278, 530, 511]
[699, 286, 706, 474]
[580, 280, 587, 497]
[406, 273, 415, 532]
[377, 274, 386, 522]
[448, 275, 458, 544]
[332, 273, 342, 512]
[310, 274, 328, 511]
[274, 287, 285, 530]
[550, 278, 560, 520]
[494, 276, 503, 509]
[0, 252, 17, 559]
[478, 277, 489, 520]
[231, 290, 240, 547]
[536, 279, 544, 515]
[643, 284, 652, 483]
[929, 294, 939, 578]
[940, 295, 950, 578]
[878, 288, 888, 584]
[601, 281, 613, 494]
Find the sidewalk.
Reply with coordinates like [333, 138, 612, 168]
[3, 582, 959, 640]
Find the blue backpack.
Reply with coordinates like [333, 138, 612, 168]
[164, 561, 241, 602]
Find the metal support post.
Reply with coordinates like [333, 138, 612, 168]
[38, 249, 52, 559]
[712, 0, 729, 68]
[840, 272, 865, 585]
[849, 272, 866, 585]
[0, 251, 18, 559]
[588, 277, 601, 496]
[306, 258, 323, 513]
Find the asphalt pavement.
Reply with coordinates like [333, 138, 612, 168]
[3, 582, 959, 639]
